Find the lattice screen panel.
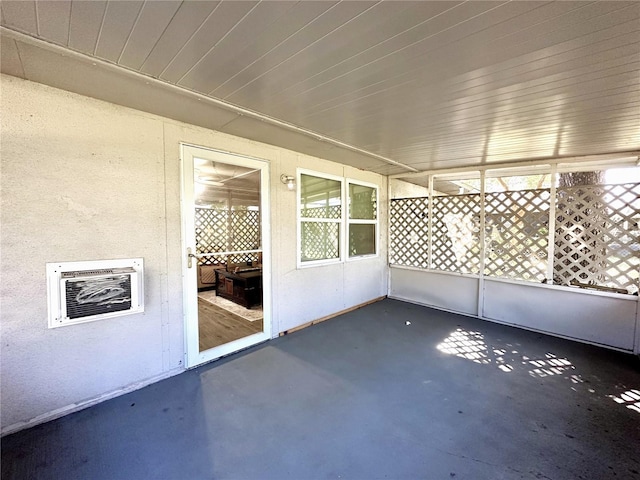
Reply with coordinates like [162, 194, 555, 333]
[484, 189, 550, 282]
[301, 206, 342, 219]
[230, 210, 260, 251]
[388, 181, 639, 294]
[554, 183, 640, 293]
[301, 222, 340, 261]
[195, 208, 228, 265]
[195, 208, 260, 266]
[432, 194, 481, 274]
[389, 198, 430, 268]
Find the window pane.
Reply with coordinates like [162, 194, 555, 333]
[301, 222, 340, 262]
[349, 184, 376, 220]
[300, 174, 341, 219]
[349, 223, 376, 257]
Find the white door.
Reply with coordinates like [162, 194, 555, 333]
[181, 144, 271, 368]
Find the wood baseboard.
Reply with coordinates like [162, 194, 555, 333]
[280, 296, 386, 336]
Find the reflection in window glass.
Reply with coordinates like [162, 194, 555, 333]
[348, 182, 378, 258]
[349, 184, 376, 220]
[299, 173, 343, 264]
[349, 223, 376, 256]
[300, 174, 342, 219]
[301, 221, 340, 262]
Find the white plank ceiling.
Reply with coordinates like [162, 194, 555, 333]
[1, 1, 639, 177]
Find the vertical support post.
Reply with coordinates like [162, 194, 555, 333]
[427, 175, 434, 269]
[387, 176, 392, 295]
[477, 171, 486, 318]
[546, 164, 558, 284]
[634, 300, 639, 355]
[227, 190, 233, 255]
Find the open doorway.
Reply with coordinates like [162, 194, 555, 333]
[181, 144, 271, 367]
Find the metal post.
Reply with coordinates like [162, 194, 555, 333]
[427, 175, 434, 269]
[546, 164, 558, 284]
[477, 171, 486, 318]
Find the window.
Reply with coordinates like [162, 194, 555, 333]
[297, 171, 379, 266]
[348, 181, 378, 258]
[299, 172, 343, 265]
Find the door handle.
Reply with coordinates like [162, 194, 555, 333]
[187, 248, 198, 269]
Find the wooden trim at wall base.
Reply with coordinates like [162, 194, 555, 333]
[280, 296, 386, 336]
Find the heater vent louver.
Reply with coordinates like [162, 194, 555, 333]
[47, 259, 143, 328]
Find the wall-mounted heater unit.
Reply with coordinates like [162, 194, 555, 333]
[47, 258, 144, 328]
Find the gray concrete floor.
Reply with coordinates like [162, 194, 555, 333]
[2, 299, 640, 480]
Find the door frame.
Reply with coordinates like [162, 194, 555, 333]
[180, 143, 272, 368]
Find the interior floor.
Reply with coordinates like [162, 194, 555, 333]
[2, 299, 639, 480]
[198, 295, 263, 351]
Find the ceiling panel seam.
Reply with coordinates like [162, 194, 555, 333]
[295, 34, 639, 116]
[336, 77, 640, 132]
[287, 3, 637, 113]
[116, 0, 146, 65]
[288, 1, 510, 101]
[158, 1, 222, 79]
[136, 2, 184, 72]
[93, 1, 108, 56]
[304, 59, 640, 127]
[33, 0, 40, 37]
[221, 1, 383, 101]
[270, 1, 464, 100]
[175, 1, 261, 86]
[207, 2, 342, 96]
[65, 1, 71, 46]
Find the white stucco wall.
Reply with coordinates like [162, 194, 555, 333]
[390, 178, 429, 199]
[0, 75, 388, 433]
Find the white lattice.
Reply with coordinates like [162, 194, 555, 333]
[195, 208, 228, 265]
[388, 182, 639, 294]
[554, 183, 640, 293]
[301, 205, 342, 219]
[432, 194, 481, 274]
[231, 210, 260, 251]
[389, 198, 430, 268]
[301, 222, 340, 261]
[195, 208, 260, 266]
[484, 189, 550, 282]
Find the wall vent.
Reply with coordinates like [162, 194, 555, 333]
[47, 259, 144, 328]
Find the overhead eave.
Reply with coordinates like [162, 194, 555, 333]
[0, 27, 417, 177]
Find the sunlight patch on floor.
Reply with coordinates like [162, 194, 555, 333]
[527, 353, 574, 378]
[437, 328, 578, 380]
[436, 328, 638, 416]
[608, 389, 640, 414]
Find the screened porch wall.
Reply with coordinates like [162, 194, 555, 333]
[388, 178, 640, 353]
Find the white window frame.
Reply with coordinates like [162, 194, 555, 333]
[297, 168, 345, 268]
[346, 178, 379, 261]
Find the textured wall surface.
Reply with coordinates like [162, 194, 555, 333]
[390, 179, 429, 199]
[0, 75, 388, 432]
